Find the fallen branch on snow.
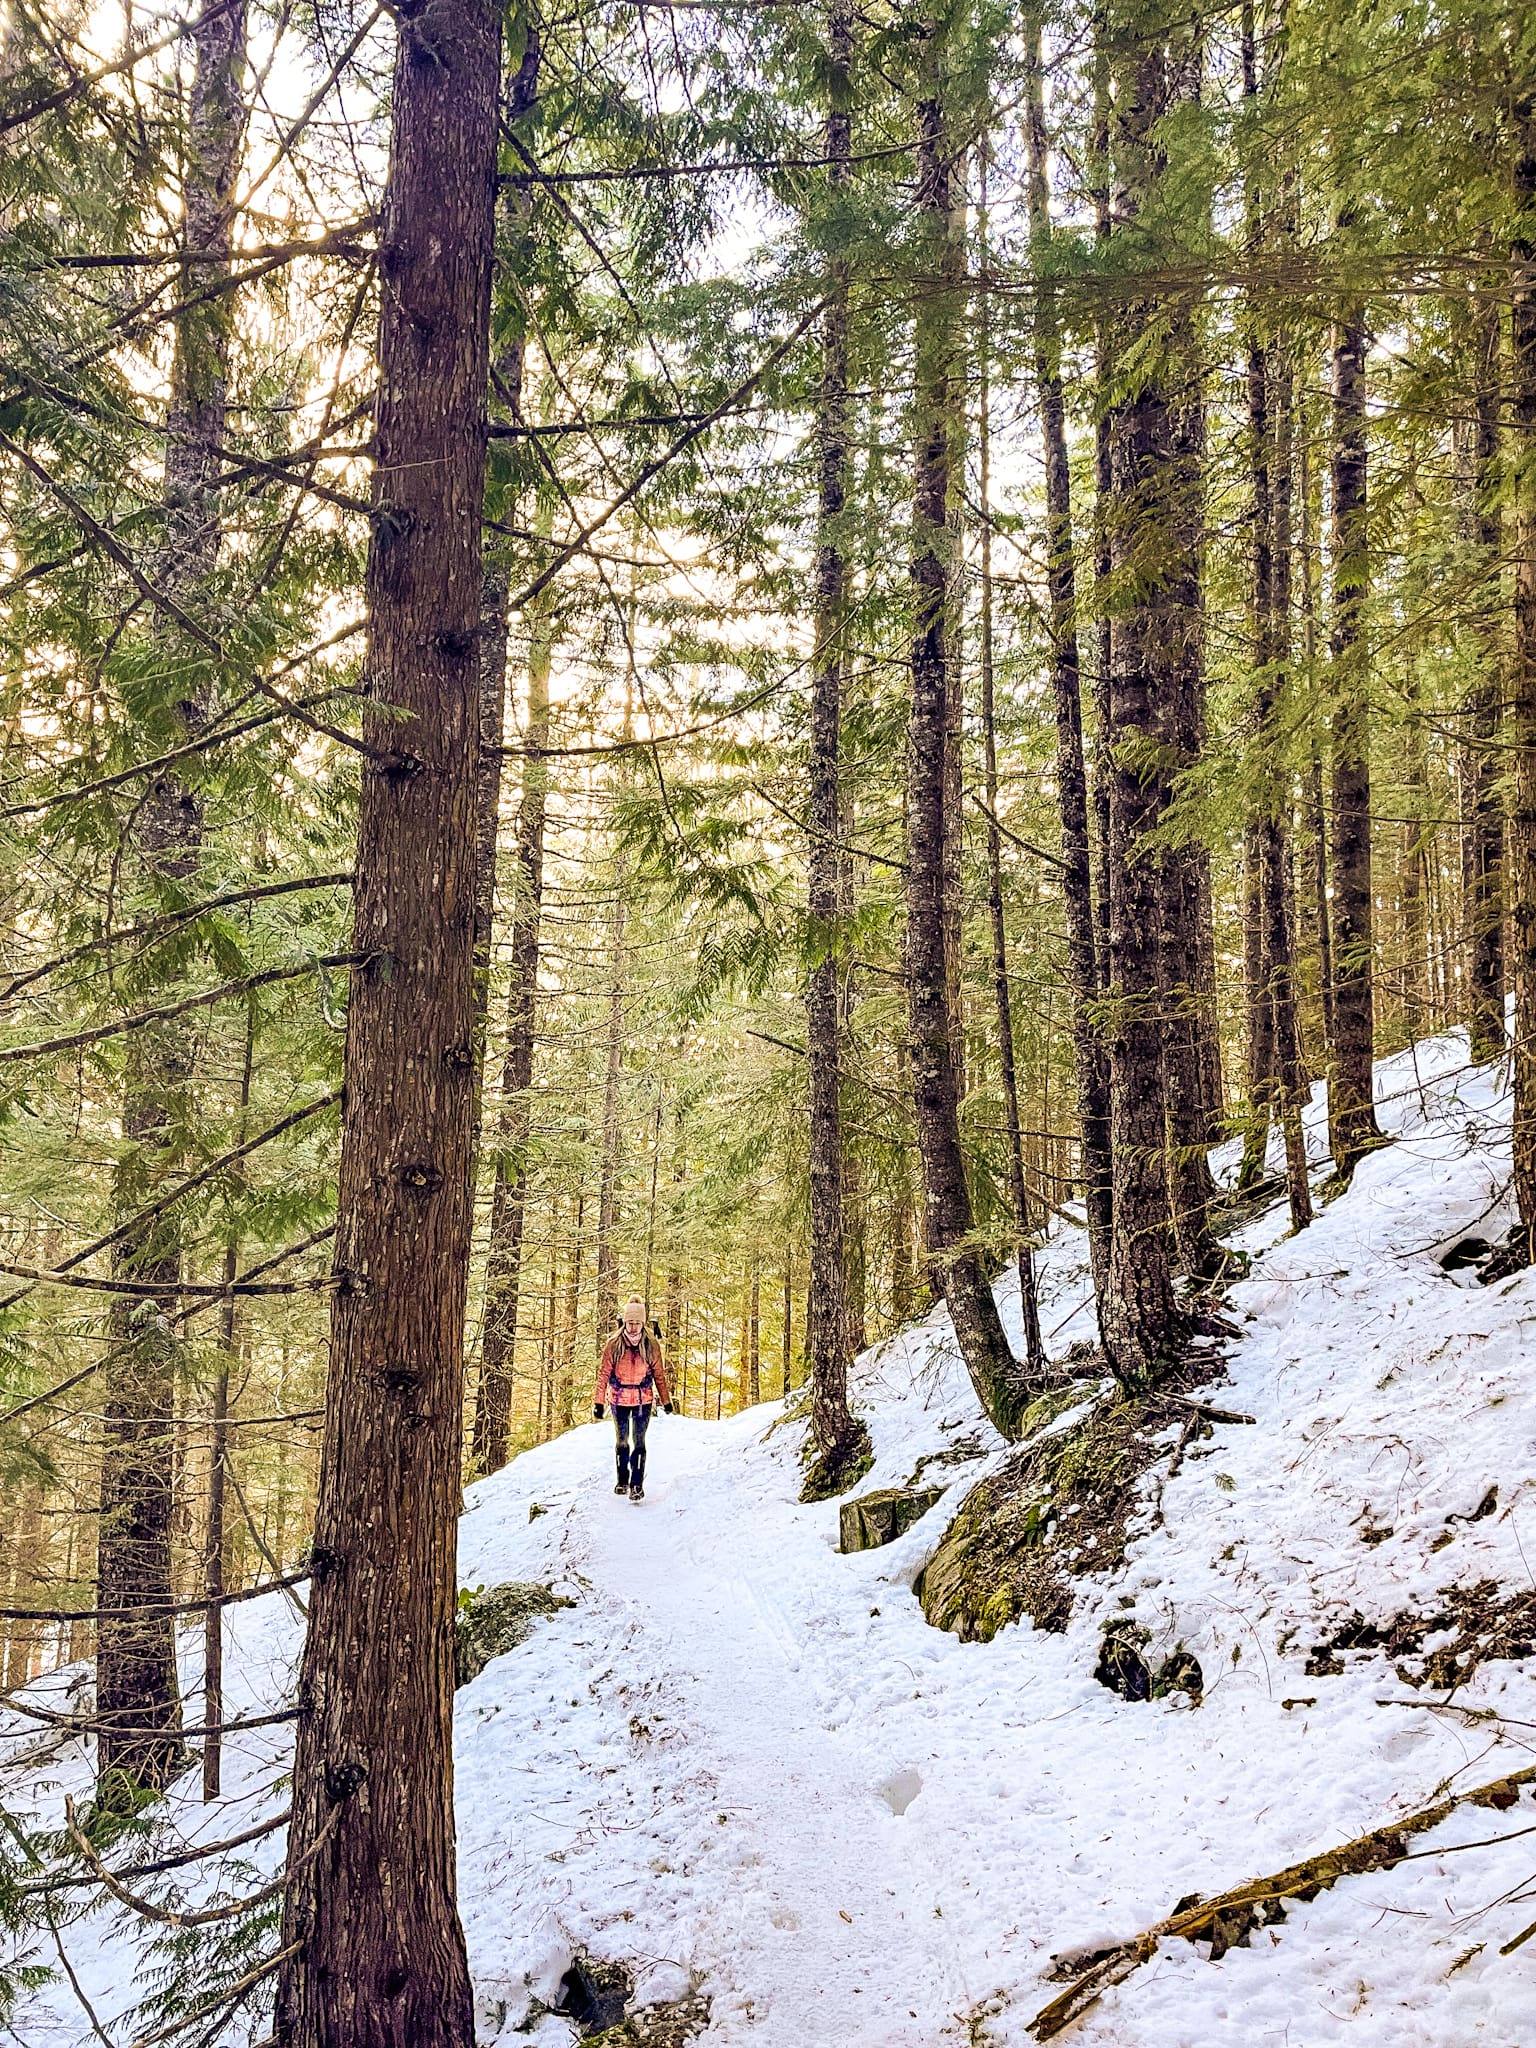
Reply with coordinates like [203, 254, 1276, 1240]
[1028, 1762, 1536, 2040]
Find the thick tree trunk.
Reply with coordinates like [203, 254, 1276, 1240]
[471, 609, 553, 1473]
[1023, 26, 1110, 1320]
[1512, 96, 1536, 1249]
[906, 37, 1028, 1439]
[1326, 314, 1386, 1180]
[274, 2, 499, 2039]
[804, 0, 866, 1483]
[1156, 380, 1219, 1280]
[1098, 21, 1201, 1385]
[97, 0, 249, 1805]
[1466, 298, 1507, 1065]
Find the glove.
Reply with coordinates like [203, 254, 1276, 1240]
[664, 1403, 675, 1415]
[593, 1403, 604, 1421]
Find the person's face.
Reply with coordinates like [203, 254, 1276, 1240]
[624, 1307, 644, 1340]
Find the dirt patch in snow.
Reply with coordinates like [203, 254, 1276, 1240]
[1305, 1579, 1536, 1687]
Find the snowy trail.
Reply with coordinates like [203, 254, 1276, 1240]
[16, 1029, 1536, 2047]
[459, 1419, 976, 2043]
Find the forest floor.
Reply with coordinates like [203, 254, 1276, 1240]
[12, 1026, 1536, 2046]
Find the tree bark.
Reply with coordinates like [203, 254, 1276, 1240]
[97, 0, 249, 1805]
[1264, 344, 1313, 1230]
[980, 139, 1045, 1376]
[593, 879, 627, 1351]
[1025, 23, 1111, 1311]
[906, 28, 1028, 1438]
[274, 1, 499, 2038]
[203, 1013, 253, 1801]
[804, 0, 866, 1480]
[1098, 16, 1203, 1384]
[1326, 312, 1386, 1180]
[1512, 93, 1536, 1250]
[1465, 296, 1506, 1065]
[471, 606, 553, 1473]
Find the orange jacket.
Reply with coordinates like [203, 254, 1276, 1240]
[595, 1329, 671, 1410]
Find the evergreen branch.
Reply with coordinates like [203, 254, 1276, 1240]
[0, 1568, 309, 1621]
[0, 1259, 331, 1297]
[0, 664, 366, 823]
[0, 955, 370, 1064]
[125, 1942, 304, 2048]
[0, 874, 353, 1002]
[0, 431, 382, 760]
[15, 1809, 292, 1899]
[0, 0, 245, 137]
[66, 1795, 327, 1930]
[506, 294, 829, 613]
[0, 1227, 337, 1428]
[0, 1085, 342, 1295]
[969, 793, 1072, 872]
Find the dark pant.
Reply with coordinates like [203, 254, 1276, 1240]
[613, 1402, 652, 1488]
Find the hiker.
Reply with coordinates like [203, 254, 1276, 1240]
[594, 1295, 673, 1500]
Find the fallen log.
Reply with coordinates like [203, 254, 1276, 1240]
[1029, 1762, 1536, 2039]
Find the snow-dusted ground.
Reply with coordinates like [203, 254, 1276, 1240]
[13, 1029, 1536, 2045]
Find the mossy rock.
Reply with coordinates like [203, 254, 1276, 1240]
[838, 1485, 943, 1554]
[799, 1417, 874, 1503]
[454, 1580, 572, 1687]
[916, 1394, 1155, 1642]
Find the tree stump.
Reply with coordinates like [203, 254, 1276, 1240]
[838, 1485, 942, 1554]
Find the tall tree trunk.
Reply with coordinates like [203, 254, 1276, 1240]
[1466, 296, 1507, 1064]
[97, 0, 249, 1805]
[1326, 312, 1386, 1180]
[803, 0, 867, 1487]
[1098, 15, 1203, 1384]
[780, 1254, 793, 1396]
[1263, 344, 1314, 1231]
[1512, 92, 1536, 1251]
[472, 608, 553, 1473]
[203, 1013, 253, 1801]
[274, 1, 499, 2037]
[747, 1259, 761, 1404]
[906, 25, 1028, 1439]
[978, 146, 1044, 1377]
[593, 886, 626, 1348]
[1024, 22, 1111, 1313]
[1158, 274, 1219, 1278]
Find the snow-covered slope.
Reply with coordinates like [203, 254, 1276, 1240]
[13, 1029, 1536, 2046]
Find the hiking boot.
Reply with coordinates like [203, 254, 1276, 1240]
[629, 1481, 644, 1502]
[613, 1479, 627, 1494]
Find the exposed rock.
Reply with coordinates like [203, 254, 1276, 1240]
[1153, 1647, 1204, 1705]
[555, 1954, 631, 2035]
[542, 1953, 710, 2046]
[454, 1580, 572, 1687]
[839, 1485, 942, 1554]
[587, 1991, 712, 2046]
[1094, 1623, 1151, 1700]
[917, 1388, 1156, 1642]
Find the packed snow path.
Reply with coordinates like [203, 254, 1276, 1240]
[459, 1419, 973, 2042]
